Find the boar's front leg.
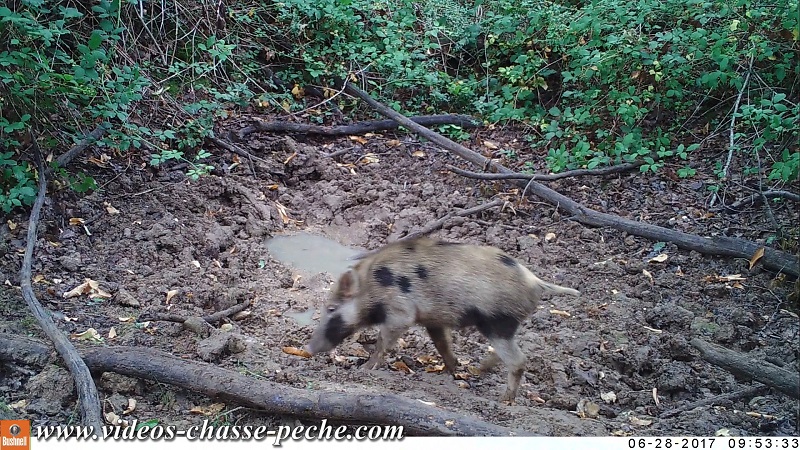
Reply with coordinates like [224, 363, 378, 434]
[425, 326, 458, 373]
[363, 324, 408, 370]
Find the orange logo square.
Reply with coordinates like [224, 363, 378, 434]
[0, 420, 30, 450]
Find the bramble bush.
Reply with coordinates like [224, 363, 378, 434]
[1, 0, 797, 214]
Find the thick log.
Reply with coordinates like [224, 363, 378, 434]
[79, 346, 529, 436]
[690, 338, 799, 399]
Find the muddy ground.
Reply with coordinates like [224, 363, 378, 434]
[1, 125, 798, 436]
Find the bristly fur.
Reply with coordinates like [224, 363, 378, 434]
[306, 237, 580, 403]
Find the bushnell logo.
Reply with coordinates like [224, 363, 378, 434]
[0, 420, 30, 450]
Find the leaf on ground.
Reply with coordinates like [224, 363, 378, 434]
[71, 328, 103, 342]
[425, 364, 447, 373]
[104, 202, 120, 215]
[454, 372, 470, 380]
[108, 327, 117, 339]
[550, 309, 571, 317]
[648, 253, 668, 263]
[123, 398, 136, 414]
[391, 361, 414, 374]
[483, 140, 499, 150]
[349, 135, 368, 145]
[165, 289, 178, 303]
[360, 153, 379, 164]
[63, 278, 111, 299]
[69, 217, 85, 225]
[748, 247, 765, 270]
[10, 399, 27, 409]
[629, 416, 653, 426]
[652, 387, 660, 406]
[386, 140, 402, 148]
[466, 366, 481, 376]
[642, 269, 654, 284]
[417, 355, 438, 364]
[105, 411, 126, 426]
[411, 150, 426, 158]
[290, 84, 304, 98]
[7, 220, 16, 230]
[190, 403, 225, 415]
[545, 232, 556, 242]
[282, 346, 311, 358]
[601, 391, 617, 403]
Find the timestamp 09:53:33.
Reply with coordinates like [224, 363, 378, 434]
[628, 437, 799, 450]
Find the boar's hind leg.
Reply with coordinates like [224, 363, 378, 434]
[425, 326, 458, 373]
[489, 338, 526, 404]
[363, 324, 408, 370]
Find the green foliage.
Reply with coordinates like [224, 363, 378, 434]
[0, 151, 36, 213]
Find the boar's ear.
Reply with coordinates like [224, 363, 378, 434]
[335, 269, 359, 299]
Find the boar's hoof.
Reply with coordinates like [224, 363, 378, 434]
[361, 357, 384, 370]
[499, 390, 517, 405]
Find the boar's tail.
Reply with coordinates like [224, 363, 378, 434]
[522, 269, 580, 297]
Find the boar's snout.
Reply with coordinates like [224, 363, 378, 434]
[306, 311, 355, 355]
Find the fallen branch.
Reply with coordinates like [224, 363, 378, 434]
[690, 338, 799, 399]
[237, 114, 481, 140]
[341, 82, 800, 277]
[659, 384, 770, 418]
[78, 345, 526, 436]
[352, 199, 506, 260]
[447, 162, 644, 182]
[726, 190, 800, 211]
[47, 124, 110, 172]
[143, 300, 252, 325]
[19, 134, 104, 433]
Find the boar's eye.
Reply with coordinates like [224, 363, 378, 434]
[327, 306, 337, 313]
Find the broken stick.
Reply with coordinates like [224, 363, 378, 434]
[341, 81, 800, 278]
[353, 198, 506, 260]
[19, 134, 103, 433]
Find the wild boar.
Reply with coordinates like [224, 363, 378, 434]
[304, 237, 580, 403]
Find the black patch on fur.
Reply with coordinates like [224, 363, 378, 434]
[324, 314, 355, 346]
[415, 265, 428, 279]
[373, 266, 394, 286]
[459, 307, 519, 340]
[398, 276, 412, 293]
[365, 302, 387, 325]
[499, 253, 517, 267]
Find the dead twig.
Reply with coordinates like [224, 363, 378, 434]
[341, 81, 799, 277]
[447, 162, 644, 182]
[20, 132, 104, 433]
[659, 384, 770, 418]
[143, 300, 252, 325]
[353, 199, 506, 260]
[48, 124, 110, 172]
[712, 52, 755, 207]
